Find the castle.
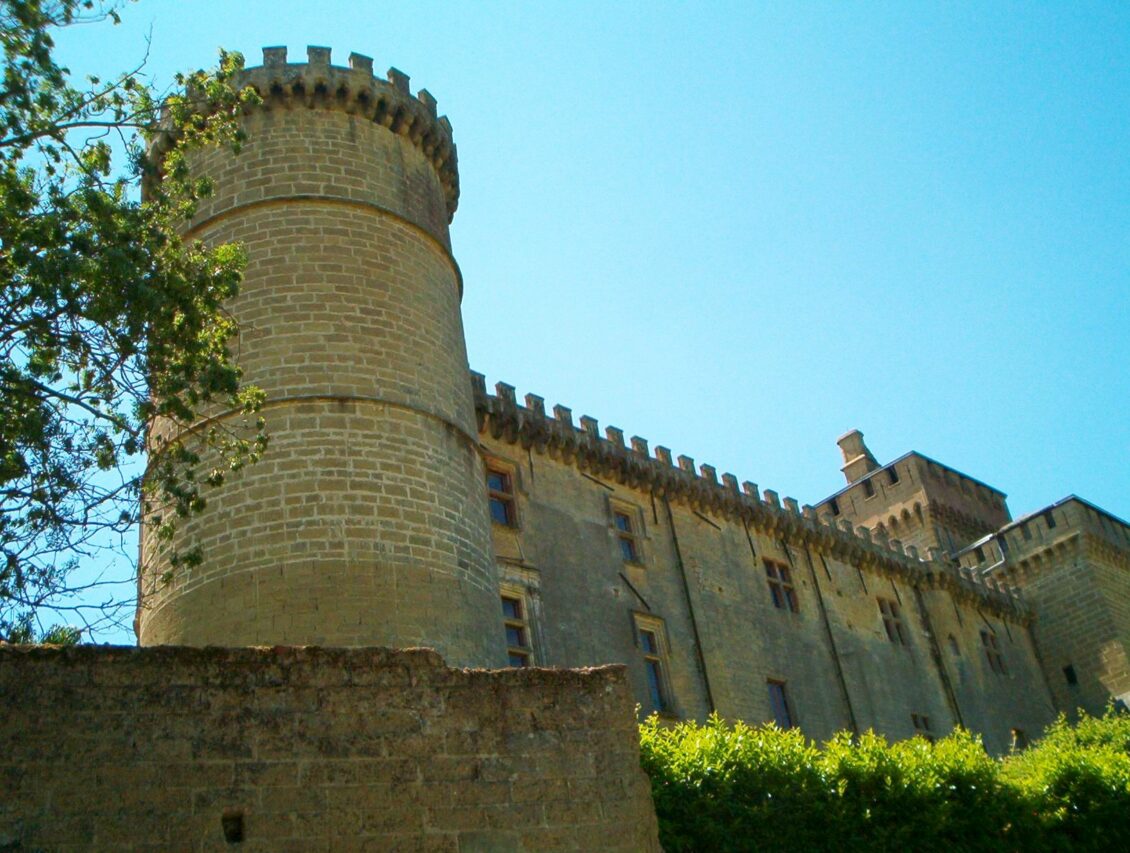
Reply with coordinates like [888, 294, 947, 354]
[135, 46, 1130, 750]
[5, 45, 1128, 850]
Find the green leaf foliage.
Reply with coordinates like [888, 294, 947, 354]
[1002, 708, 1130, 852]
[0, 0, 266, 639]
[640, 708, 1130, 852]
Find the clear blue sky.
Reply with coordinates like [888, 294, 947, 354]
[53, 1, 1128, 640]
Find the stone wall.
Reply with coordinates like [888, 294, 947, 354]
[955, 499, 1130, 718]
[475, 380, 1056, 753]
[140, 53, 505, 667]
[0, 645, 660, 852]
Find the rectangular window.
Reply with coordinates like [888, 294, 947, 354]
[614, 510, 641, 562]
[878, 597, 908, 645]
[764, 559, 799, 612]
[887, 466, 900, 485]
[501, 594, 533, 667]
[863, 478, 876, 498]
[911, 713, 935, 742]
[767, 680, 793, 728]
[1044, 510, 1057, 530]
[634, 615, 672, 715]
[981, 629, 1007, 675]
[486, 466, 516, 527]
[829, 497, 840, 516]
[1064, 664, 1078, 685]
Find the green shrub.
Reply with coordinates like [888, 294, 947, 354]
[639, 709, 1129, 853]
[639, 714, 828, 852]
[1002, 709, 1130, 852]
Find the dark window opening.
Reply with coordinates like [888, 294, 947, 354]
[487, 467, 516, 526]
[765, 559, 799, 613]
[502, 595, 532, 666]
[887, 467, 900, 485]
[829, 498, 840, 516]
[768, 680, 793, 729]
[614, 511, 640, 562]
[638, 627, 670, 713]
[1064, 664, 1078, 685]
[879, 597, 908, 645]
[221, 809, 244, 844]
[981, 629, 1007, 675]
[912, 713, 935, 742]
[1044, 510, 1057, 530]
[863, 478, 876, 498]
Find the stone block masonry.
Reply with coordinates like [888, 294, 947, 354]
[0, 645, 660, 851]
[139, 48, 505, 666]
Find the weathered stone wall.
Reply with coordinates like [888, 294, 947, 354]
[0, 645, 660, 852]
[477, 385, 1056, 752]
[976, 500, 1130, 717]
[139, 51, 504, 667]
[915, 586, 1057, 751]
[816, 454, 1011, 558]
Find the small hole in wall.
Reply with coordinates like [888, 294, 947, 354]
[221, 808, 244, 844]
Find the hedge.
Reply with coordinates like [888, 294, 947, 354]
[639, 708, 1130, 852]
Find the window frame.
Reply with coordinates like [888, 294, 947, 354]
[767, 679, 794, 729]
[610, 501, 645, 565]
[911, 713, 935, 742]
[633, 613, 674, 716]
[485, 461, 518, 528]
[878, 597, 908, 645]
[764, 558, 799, 613]
[500, 586, 535, 667]
[981, 628, 1007, 675]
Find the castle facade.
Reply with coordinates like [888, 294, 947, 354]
[138, 46, 1130, 756]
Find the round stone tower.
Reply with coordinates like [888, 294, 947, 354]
[138, 46, 506, 667]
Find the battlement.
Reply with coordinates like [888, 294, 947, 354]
[961, 496, 1130, 581]
[471, 372, 1026, 620]
[150, 45, 460, 218]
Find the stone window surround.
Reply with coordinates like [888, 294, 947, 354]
[609, 498, 646, 565]
[764, 558, 799, 613]
[484, 455, 519, 528]
[767, 678, 795, 729]
[633, 611, 674, 716]
[878, 597, 908, 645]
[501, 585, 534, 667]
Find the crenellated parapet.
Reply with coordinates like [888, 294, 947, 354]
[473, 372, 1028, 621]
[150, 45, 460, 219]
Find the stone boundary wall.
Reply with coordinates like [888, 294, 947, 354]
[0, 645, 660, 851]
